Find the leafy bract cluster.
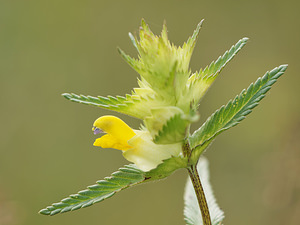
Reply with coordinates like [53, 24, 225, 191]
[41, 19, 287, 218]
[63, 19, 249, 145]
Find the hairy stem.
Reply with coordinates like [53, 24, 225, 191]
[187, 165, 212, 225]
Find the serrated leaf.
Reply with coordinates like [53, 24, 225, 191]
[187, 37, 248, 106]
[183, 20, 204, 57]
[153, 114, 190, 144]
[62, 93, 164, 119]
[118, 47, 141, 73]
[189, 65, 287, 162]
[198, 37, 248, 79]
[40, 157, 188, 216]
[39, 164, 145, 216]
[144, 106, 187, 143]
[184, 157, 224, 225]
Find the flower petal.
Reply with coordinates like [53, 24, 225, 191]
[123, 131, 181, 171]
[94, 134, 132, 151]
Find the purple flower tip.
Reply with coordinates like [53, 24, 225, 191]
[93, 127, 103, 135]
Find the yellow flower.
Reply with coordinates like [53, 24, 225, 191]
[92, 115, 135, 150]
[92, 115, 182, 171]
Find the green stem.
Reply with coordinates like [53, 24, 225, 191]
[187, 165, 212, 225]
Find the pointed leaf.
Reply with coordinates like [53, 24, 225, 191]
[183, 19, 204, 56]
[39, 165, 145, 216]
[187, 37, 248, 106]
[118, 47, 141, 73]
[62, 93, 164, 119]
[184, 157, 224, 225]
[40, 157, 188, 216]
[189, 65, 287, 162]
[198, 37, 248, 79]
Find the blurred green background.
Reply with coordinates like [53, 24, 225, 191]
[1, 0, 299, 224]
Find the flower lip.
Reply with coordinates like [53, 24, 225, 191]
[92, 126, 104, 135]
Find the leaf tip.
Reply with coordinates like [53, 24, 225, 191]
[279, 64, 288, 71]
[62, 93, 71, 99]
[198, 19, 205, 27]
[117, 47, 123, 55]
[39, 208, 51, 215]
[242, 37, 249, 42]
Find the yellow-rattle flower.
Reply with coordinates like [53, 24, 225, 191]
[92, 115, 181, 171]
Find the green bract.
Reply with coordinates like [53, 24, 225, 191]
[41, 19, 287, 218]
[63, 19, 249, 144]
